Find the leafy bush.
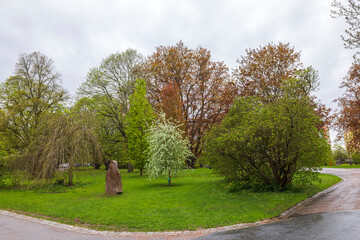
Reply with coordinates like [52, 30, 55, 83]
[202, 83, 331, 191]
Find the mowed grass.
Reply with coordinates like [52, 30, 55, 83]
[0, 168, 340, 232]
[324, 164, 360, 168]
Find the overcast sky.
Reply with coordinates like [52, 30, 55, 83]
[0, 0, 356, 143]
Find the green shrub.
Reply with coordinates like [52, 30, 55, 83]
[203, 86, 331, 190]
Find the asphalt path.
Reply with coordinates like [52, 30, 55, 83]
[195, 210, 360, 240]
[0, 212, 131, 240]
[1, 168, 359, 240]
[198, 168, 360, 240]
[294, 168, 360, 215]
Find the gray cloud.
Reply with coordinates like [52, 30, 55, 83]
[0, 0, 355, 142]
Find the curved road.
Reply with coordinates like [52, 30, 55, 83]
[198, 168, 360, 239]
[294, 168, 360, 215]
[1, 168, 360, 240]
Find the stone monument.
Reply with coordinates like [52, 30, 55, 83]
[105, 160, 122, 194]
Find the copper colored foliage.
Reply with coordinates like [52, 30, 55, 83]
[143, 41, 238, 165]
[335, 64, 360, 150]
[312, 98, 332, 130]
[233, 42, 330, 129]
[159, 82, 184, 128]
[233, 42, 302, 103]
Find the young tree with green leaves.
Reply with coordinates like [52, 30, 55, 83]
[126, 78, 155, 176]
[146, 113, 192, 186]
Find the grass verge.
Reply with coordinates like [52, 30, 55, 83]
[0, 168, 341, 232]
[324, 164, 360, 168]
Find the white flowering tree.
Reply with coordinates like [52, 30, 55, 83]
[145, 113, 193, 186]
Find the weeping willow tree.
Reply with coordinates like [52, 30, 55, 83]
[17, 112, 103, 186]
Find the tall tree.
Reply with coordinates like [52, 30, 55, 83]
[331, 0, 360, 60]
[0, 52, 68, 151]
[142, 41, 237, 166]
[233, 42, 330, 128]
[335, 64, 360, 151]
[77, 49, 143, 139]
[126, 78, 155, 176]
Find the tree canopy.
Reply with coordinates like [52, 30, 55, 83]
[0, 52, 68, 152]
[233, 42, 303, 102]
[142, 41, 238, 166]
[77, 49, 143, 139]
[233, 42, 330, 128]
[335, 64, 360, 151]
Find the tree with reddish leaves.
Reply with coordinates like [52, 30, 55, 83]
[159, 82, 184, 128]
[233, 42, 303, 102]
[142, 41, 238, 167]
[335, 64, 360, 151]
[233, 42, 330, 129]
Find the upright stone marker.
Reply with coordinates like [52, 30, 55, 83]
[105, 160, 122, 194]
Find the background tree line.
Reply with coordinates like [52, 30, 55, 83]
[0, 40, 339, 189]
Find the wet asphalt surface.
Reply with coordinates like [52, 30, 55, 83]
[0, 213, 132, 240]
[197, 168, 360, 240]
[1, 168, 360, 240]
[195, 210, 360, 240]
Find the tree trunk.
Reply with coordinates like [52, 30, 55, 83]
[127, 163, 134, 172]
[168, 170, 171, 186]
[68, 163, 74, 187]
[94, 162, 101, 169]
[186, 156, 196, 168]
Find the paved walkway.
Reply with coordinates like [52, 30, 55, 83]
[292, 168, 360, 216]
[196, 210, 360, 240]
[199, 168, 360, 239]
[0, 212, 130, 240]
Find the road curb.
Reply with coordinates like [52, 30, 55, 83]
[279, 176, 345, 218]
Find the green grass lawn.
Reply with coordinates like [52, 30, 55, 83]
[0, 168, 340, 232]
[324, 163, 360, 168]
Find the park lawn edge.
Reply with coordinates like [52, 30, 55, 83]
[323, 165, 360, 168]
[0, 170, 341, 232]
